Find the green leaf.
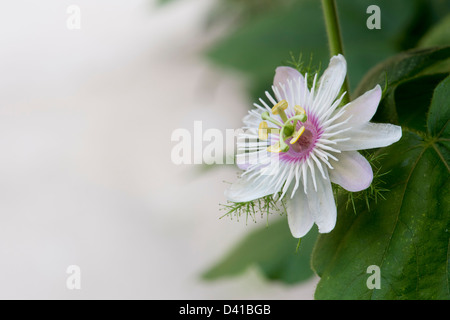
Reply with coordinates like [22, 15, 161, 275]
[312, 74, 450, 300]
[202, 218, 317, 284]
[428, 74, 450, 138]
[394, 73, 448, 132]
[354, 46, 450, 97]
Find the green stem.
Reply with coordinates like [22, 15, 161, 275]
[261, 112, 284, 127]
[321, 0, 351, 103]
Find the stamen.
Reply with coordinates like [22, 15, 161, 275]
[267, 141, 282, 153]
[294, 105, 306, 115]
[293, 105, 306, 128]
[290, 126, 306, 144]
[258, 121, 269, 140]
[271, 100, 289, 123]
[258, 121, 280, 140]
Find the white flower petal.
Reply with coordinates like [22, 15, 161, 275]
[335, 84, 382, 126]
[307, 170, 336, 234]
[287, 189, 314, 238]
[329, 151, 373, 192]
[236, 150, 269, 171]
[313, 54, 347, 115]
[225, 160, 287, 203]
[273, 66, 308, 105]
[337, 122, 402, 151]
[243, 109, 264, 128]
[225, 175, 277, 203]
[237, 162, 251, 171]
[274, 67, 304, 92]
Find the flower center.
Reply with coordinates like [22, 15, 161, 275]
[290, 128, 314, 153]
[279, 118, 320, 163]
[259, 100, 308, 153]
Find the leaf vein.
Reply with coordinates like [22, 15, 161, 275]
[431, 143, 450, 173]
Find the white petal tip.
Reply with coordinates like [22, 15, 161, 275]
[318, 226, 334, 234]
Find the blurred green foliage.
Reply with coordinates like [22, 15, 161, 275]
[418, 13, 450, 48]
[204, 0, 450, 100]
[202, 219, 317, 284]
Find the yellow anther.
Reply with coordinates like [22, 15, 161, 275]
[271, 100, 288, 115]
[267, 141, 282, 153]
[294, 105, 306, 115]
[258, 121, 269, 140]
[290, 126, 306, 144]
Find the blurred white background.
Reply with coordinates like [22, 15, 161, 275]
[0, 0, 317, 299]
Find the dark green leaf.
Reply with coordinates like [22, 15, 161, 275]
[394, 73, 448, 132]
[353, 46, 450, 125]
[354, 46, 450, 98]
[428, 74, 450, 138]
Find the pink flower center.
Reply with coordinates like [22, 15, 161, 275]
[279, 113, 322, 163]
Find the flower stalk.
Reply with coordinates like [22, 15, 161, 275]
[321, 0, 350, 104]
